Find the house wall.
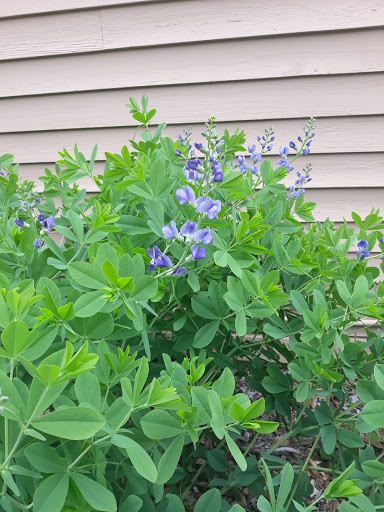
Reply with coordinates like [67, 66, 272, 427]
[0, 0, 383, 229]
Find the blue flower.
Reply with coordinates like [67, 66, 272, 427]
[173, 266, 187, 276]
[211, 161, 224, 182]
[38, 214, 45, 221]
[250, 152, 261, 163]
[162, 220, 179, 240]
[146, 246, 172, 271]
[266, 144, 273, 152]
[248, 144, 256, 153]
[357, 239, 370, 261]
[277, 158, 290, 167]
[196, 197, 221, 219]
[289, 141, 296, 149]
[15, 219, 24, 227]
[303, 148, 310, 156]
[249, 165, 259, 175]
[34, 198, 40, 204]
[357, 239, 369, 250]
[194, 143, 203, 150]
[380, 236, 384, 244]
[175, 149, 182, 156]
[180, 221, 197, 236]
[40, 215, 55, 233]
[176, 185, 196, 205]
[194, 228, 214, 245]
[237, 156, 248, 174]
[155, 254, 173, 268]
[191, 245, 206, 260]
[34, 238, 42, 248]
[187, 159, 200, 170]
[279, 146, 290, 158]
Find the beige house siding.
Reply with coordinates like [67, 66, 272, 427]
[0, 0, 383, 223]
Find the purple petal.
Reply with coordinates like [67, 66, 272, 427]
[180, 221, 197, 236]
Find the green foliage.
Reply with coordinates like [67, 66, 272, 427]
[0, 97, 383, 510]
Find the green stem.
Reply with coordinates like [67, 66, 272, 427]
[181, 438, 226, 501]
[286, 432, 321, 509]
[1, 388, 49, 470]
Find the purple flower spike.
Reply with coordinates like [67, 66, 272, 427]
[176, 185, 196, 205]
[34, 238, 42, 248]
[180, 221, 197, 237]
[380, 236, 384, 244]
[40, 215, 55, 233]
[279, 146, 290, 158]
[173, 266, 187, 276]
[194, 228, 214, 246]
[162, 220, 179, 240]
[191, 244, 206, 261]
[15, 219, 24, 227]
[175, 149, 182, 156]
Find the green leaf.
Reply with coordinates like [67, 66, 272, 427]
[374, 364, 384, 390]
[113, 434, 157, 483]
[74, 290, 106, 318]
[361, 460, 384, 479]
[141, 409, 183, 439]
[320, 425, 336, 455]
[242, 398, 265, 422]
[70, 473, 117, 512]
[361, 400, 384, 428]
[1, 320, 29, 357]
[165, 495, 185, 512]
[157, 433, 185, 484]
[194, 489, 221, 512]
[224, 432, 247, 471]
[33, 473, 69, 512]
[193, 320, 219, 348]
[235, 309, 247, 336]
[75, 372, 101, 409]
[25, 442, 66, 473]
[212, 367, 235, 398]
[191, 387, 212, 424]
[276, 463, 294, 510]
[68, 262, 109, 289]
[131, 276, 158, 301]
[33, 406, 104, 440]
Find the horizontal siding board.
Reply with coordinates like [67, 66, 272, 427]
[15, 153, 384, 189]
[1, 29, 383, 97]
[1, 117, 382, 162]
[1, 74, 383, 133]
[307, 188, 384, 222]
[1, 0, 384, 60]
[0, 10, 103, 60]
[0, 0, 158, 18]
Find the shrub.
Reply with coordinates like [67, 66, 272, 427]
[0, 96, 384, 511]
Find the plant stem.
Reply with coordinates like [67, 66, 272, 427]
[286, 432, 322, 508]
[1, 388, 49, 470]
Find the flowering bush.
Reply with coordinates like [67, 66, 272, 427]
[0, 96, 384, 511]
